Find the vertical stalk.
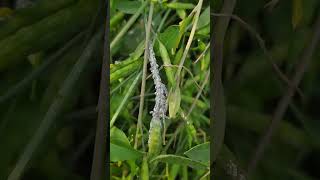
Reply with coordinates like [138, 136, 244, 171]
[134, 2, 154, 150]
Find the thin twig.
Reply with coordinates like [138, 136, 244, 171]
[110, 72, 142, 127]
[134, 1, 154, 150]
[264, 0, 280, 10]
[211, 13, 305, 99]
[162, 64, 201, 90]
[176, 0, 203, 84]
[247, 11, 320, 176]
[186, 70, 209, 118]
[194, 43, 210, 64]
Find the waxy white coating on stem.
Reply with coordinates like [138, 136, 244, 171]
[147, 42, 167, 147]
[148, 42, 167, 121]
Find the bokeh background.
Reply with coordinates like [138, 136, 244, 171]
[0, 0, 105, 179]
[213, 0, 320, 179]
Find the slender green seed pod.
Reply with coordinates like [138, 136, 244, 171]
[158, 40, 175, 87]
[110, 57, 141, 73]
[148, 119, 162, 158]
[110, 59, 142, 84]
[166, 2, 195, 10]
[141, 156, 149, 180]
[147, 42, 167, 158]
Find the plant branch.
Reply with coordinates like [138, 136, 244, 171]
[211, 13, 305, 99]
[187, 70, 209, 118]
[247, 11, 320, 176]
[134, 1, 154, 150]
[176, 0, 203, 83]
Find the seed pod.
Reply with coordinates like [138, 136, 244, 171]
[110, 58, 142, 84]
[147, 42, 167, 158]
[111, 57, 141, 73]
[166, 2, 195, 10]
[158, 40, 175, 87]
[148, 118, 162, 158]
[141, 156, 149, 180]
[168, 85, 181, 118]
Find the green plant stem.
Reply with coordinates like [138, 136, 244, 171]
[175, 0, 203, 84]
[110, 72, 142, 127]
[7, 29, 103, 180]
[110, 1, 148, 50]
[186, 70, 209, 118]
[134, 1, 154, 150]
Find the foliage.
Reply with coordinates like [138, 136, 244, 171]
[110, 0, 210, 179]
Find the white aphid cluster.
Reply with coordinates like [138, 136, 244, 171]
[147, 41, 167, 148]
[148, 42, 167, 122]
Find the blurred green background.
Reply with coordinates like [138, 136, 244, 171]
[0, 0, 105, 179]
[213, 0, 320, 179]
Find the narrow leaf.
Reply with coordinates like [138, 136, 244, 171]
[184, 142, 210, 165]
[151, 154, 208, 170]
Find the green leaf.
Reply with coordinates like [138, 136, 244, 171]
[110, 127, 143, 162]
[158, 25, 180, 55]
[184, 142, 210, 165]
[129, 40, 145, 60]
[110, 143, 143, 162]
[115, 0, 142, 14]
[168, 85, 181, 118]
[158, 40, 175, 86]
[176, 9, 186, 19]
[110, 127, 131, 148]
[179, 12, 194, 35]
[151, 154, 208, 170]
[197, 7, 210, 30]
[110, 72, 142, 127]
